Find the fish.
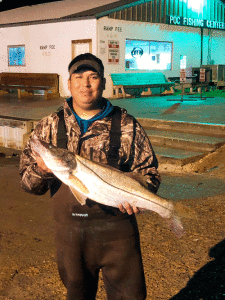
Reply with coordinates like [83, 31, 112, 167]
[30, 135, 197, 238]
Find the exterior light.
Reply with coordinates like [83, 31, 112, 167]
[188, 0, 204, 13]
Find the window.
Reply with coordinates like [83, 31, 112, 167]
[8, 45, 26, 66]
[125, 39, 172, 71]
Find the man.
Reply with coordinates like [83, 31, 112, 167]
[20, 53, 161, 300]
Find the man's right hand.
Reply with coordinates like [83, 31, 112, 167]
[32, 149, 52, 175]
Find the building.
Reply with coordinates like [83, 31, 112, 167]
[0, 0, 224, 98]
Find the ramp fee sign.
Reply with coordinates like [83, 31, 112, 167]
[199, 68, 206, 82]
[108, 40, 119, 63]
[180, 69, 186, 83]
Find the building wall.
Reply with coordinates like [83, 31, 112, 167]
[0, 19, 97, 97]
[98, 17, 225, 98]
[0, 16, 224, 99]
[210, 29, 225, 64]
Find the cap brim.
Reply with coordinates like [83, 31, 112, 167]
[69, 60, 103, 76]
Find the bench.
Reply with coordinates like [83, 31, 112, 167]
[168, 74, 210, 94]
[111, 73, 175, 98]
[0, 73, 60, 100]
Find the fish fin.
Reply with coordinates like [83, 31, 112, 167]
[68, 174, 89, 194]
[173, 202, 198, 220]
[165, 214, 185, 239]
[69, 187, 87, 205]
[125, 172, 148, 189]
[165, 202, 198, 238]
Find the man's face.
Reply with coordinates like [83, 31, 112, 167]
[68, 70, 105, 111]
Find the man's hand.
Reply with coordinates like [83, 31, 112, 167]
[32, 149, 52, 175]
[118, 172, 147, 215]
[118, 203, 145, 215]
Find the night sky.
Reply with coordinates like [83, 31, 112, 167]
[0, 0, 61, 12]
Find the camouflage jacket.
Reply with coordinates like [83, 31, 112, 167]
[19, 99, 161, 195]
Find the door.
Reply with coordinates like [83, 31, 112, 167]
[71, 39, 92, 59]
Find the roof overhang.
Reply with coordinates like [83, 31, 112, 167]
[60, 0, 151, 19]
[0, 15, 96, 28]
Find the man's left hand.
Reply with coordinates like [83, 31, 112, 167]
[118, 203, 145, 215]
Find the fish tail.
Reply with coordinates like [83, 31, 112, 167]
[165, 213, 185, 239]
[165, 201, 198, 238]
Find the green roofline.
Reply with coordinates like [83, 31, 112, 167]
[95, 0, 153, 18]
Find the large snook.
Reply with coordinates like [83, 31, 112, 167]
[30, 136, 197, 238]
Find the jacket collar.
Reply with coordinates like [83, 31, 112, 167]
[63, 97, 115, 136]
[63, 99, 81, 135]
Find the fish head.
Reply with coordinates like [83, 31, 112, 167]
[30, 135, 77, 172]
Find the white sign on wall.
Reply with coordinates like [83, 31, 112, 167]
[200, 68, 206, 82]
[180, 69, 186, 83]
[40, 45, 55, 57]
[108, 40, 119, 64]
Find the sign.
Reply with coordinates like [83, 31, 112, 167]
[199, 68, 206, 82]
[180, 69, 186, 83]
[108, 40, 119, 63]
[131, 47, 144, 58]
[108, 40, 119, 49]
[167, 15, 225, 31]
[40, 45, 55, 50]
[104, 26, 122, 32]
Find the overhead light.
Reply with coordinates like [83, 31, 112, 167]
[188, 0, 204, 13]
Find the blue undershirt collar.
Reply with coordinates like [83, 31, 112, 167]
[67, 97, 113, 135]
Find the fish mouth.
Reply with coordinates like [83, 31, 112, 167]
[30, 136, 54, 158]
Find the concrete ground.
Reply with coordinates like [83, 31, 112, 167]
[112, 93, 225, 125]
[0, 93, 64, 121]
[0, 91, 225, 201]
[0, 91, 225, 124]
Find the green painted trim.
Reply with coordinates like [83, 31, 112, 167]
[96, 0, 153, 18]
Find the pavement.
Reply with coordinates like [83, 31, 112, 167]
[112, 93, 225, 125]
[0, 93, 64, 121]
[0, 91, 225, 124]
[0, 91, 225, 201]
[158, 171, 225, 201]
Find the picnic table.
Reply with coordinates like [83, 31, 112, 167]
[0, 72, 60, 100]
[111, 72, 175, 98]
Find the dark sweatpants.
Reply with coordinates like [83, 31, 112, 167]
[55, 215, 146, 300]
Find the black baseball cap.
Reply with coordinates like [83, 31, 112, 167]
[68, 53, 104, 77]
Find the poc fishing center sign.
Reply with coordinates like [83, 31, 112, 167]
[167, 15, 225, 30]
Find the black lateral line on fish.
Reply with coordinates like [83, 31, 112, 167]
[76, 157, 173, 213]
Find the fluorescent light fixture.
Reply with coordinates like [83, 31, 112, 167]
[188, 0, 204, 13]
